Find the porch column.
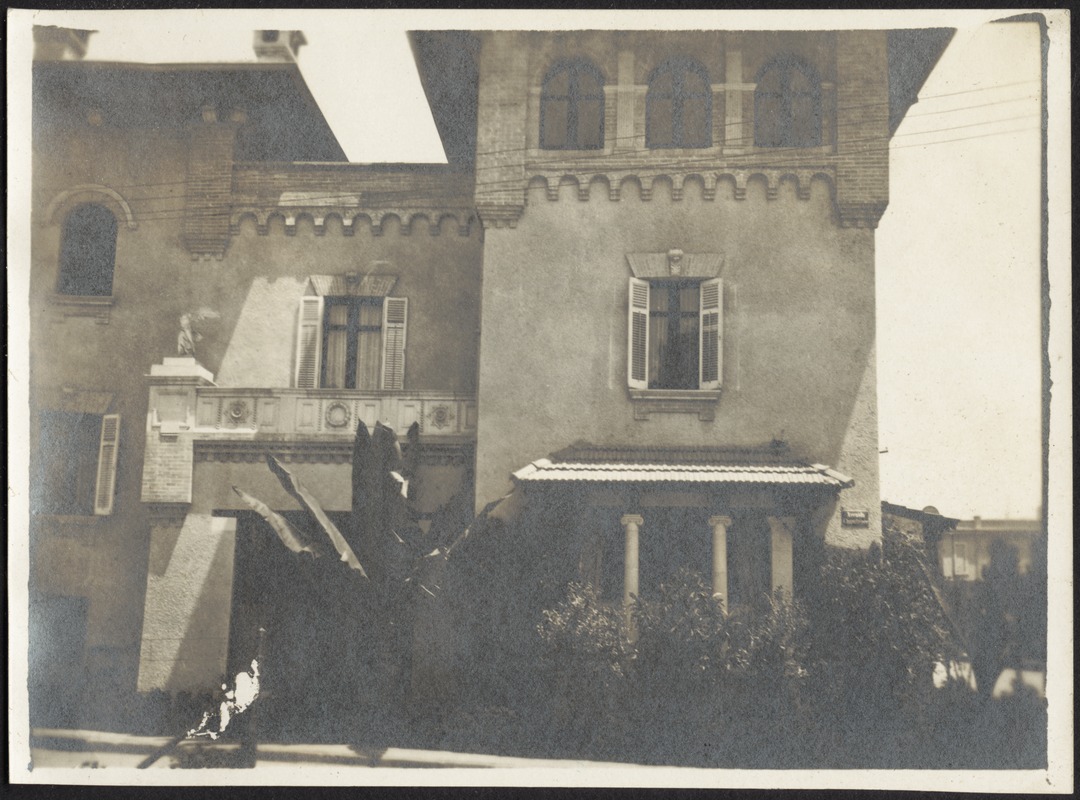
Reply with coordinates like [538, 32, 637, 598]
[767, 515, 796, 597]
[709, 515, 733, 611]
[620, 514, 643, 628]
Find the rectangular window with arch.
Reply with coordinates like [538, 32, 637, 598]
[628, 276, 723, 391]
[294, 295, 408, 390]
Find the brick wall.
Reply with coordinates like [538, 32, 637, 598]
[140, 431, 195, 505]
[181, 110, 242, 258]
[834, 31, 890, 227]
[474, 32, 529, 226]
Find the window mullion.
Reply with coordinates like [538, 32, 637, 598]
[345, 302, 361, 389]
[673, 72, 684, 147]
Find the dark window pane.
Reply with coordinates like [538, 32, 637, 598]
[546, 69, 570, 96]
[34, 411, 100, 515]
[649, 281, 700, 389]
[578, 69, 603, 98]
[576, 97, 604, 149]
[648, 60, 711, 149]
[650, 69, 674, 97]
[541, 97, 570, 148]
[647, 95, 674, 147]
[755, 92, 785, 147]
[57, 204, 117, 296]
[682, 69, 709, 98]
[321, 297, 383, 389]
[754, 58, 822, 148]
[790, 93, 821, 145]
[680, 96, 711, 147]
[541, 62, 604, 150]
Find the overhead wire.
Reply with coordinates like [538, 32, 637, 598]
[48, 78, 1039, 224]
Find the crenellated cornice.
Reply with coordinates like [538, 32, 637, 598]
[522, 166, 835, 203]
[229, 207, 476, 237]
[227, 163, 478, 238]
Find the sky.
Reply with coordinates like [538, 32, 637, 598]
[15, 9, 1056, 520]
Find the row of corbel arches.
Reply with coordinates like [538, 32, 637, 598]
[522, 169, 836, 202]
[229, 209, 477, 237]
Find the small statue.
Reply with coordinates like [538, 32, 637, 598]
[177, 308, 220, 359]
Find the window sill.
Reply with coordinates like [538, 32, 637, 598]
[628, 389, 721, 421]
[49, 293, 114, 324]
[32, 514, 106, 537]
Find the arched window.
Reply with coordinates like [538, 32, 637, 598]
[57, 204, 117, 296]
[754, 57, 822, 148]
[646, 59, 712, 149]
[540, 60, 605, 150]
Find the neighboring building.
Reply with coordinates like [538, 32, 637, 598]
[28, 25, 951, 728]
[882, 502, 1042, 583]
[938, 517, 1043, 582]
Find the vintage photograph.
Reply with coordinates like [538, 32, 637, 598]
[7, 8, 1071, 790]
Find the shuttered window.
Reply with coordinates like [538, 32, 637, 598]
[381, 297, 408, 390]
[293, 295, 408, 390]
[34, 411, 120, 516]
[627, 278, 650, 390]
[294, 296, 324, 389]
[699, 278, 723, 390]
[628, 277, 722, 391]
[94, 414, 121, 515]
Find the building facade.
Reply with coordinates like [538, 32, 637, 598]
[28, 26, 949, 728]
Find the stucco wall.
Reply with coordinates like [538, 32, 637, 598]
[474, 178, 880, 546]
[137, 514, 237, 692]
[31, 116, 481, 705]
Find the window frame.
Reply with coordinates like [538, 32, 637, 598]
[294, 293, 408, 391]
[320, 295, 385, 390]
[645, 58, 713, 149]
[753, 56, 823, 149]
[539, 59, 606, 151]
[628, 276, 723, 395]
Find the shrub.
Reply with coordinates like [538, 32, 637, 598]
[535, 569, 812, 764]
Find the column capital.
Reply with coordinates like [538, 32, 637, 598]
[620, 514, 644, 527]
[766, 515, 796, 535]
[708, 514, 733, 528]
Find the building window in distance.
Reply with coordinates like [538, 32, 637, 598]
[540, 60, 605, 150]
[754, 57, 823, 148]
[646, 59, 712, 149]
[57, 204, 118, 296]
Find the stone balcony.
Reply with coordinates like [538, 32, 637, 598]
[141, 358, 476, 504]
[188, 387, 477, 441]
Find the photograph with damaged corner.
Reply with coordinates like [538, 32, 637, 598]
[23, 12, 1053, 774]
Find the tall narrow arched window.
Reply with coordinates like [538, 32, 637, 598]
[646, 59, 712, 149]
[754, 57, 823, 148]
[57, 204, 117, 296]
[540, 60, 605, 150]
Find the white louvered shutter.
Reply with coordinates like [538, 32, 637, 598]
[294, 296, 324, 388]
[627, 277, 650, 390]
[93, 413, 121, 516]
[381, 297, 408, 390]
[699, 277, 723, 390]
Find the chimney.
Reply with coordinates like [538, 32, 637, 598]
[253, 30, 306, 62]
[33, 26, 94, 61]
